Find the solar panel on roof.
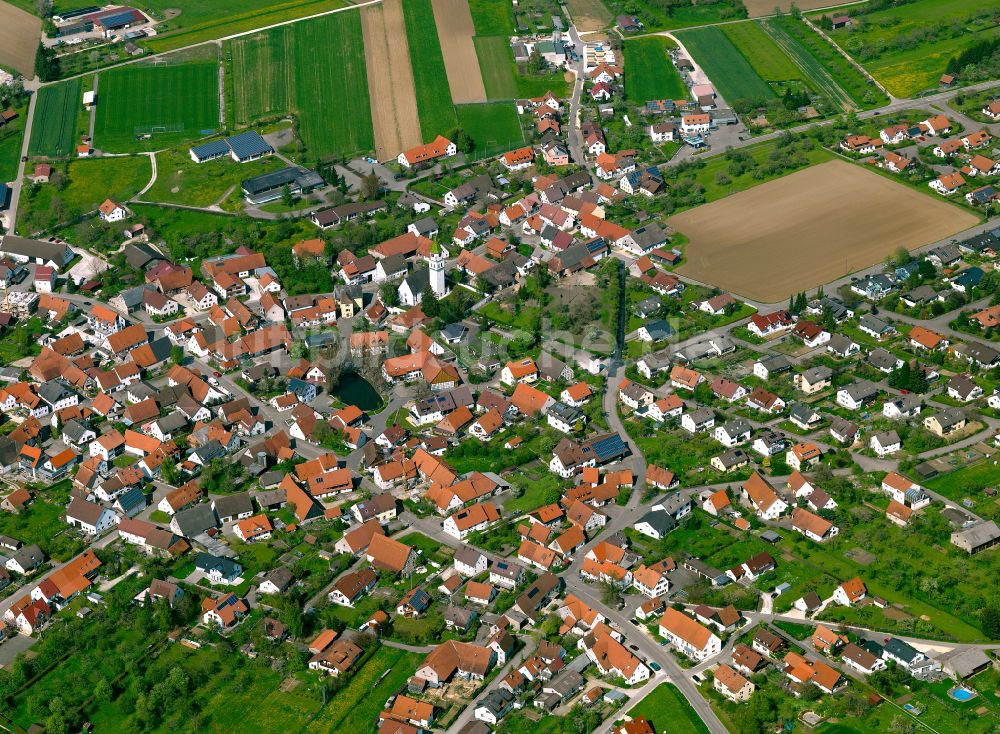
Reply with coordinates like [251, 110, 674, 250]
[226, 131, 273, 160]
[190, 139, 229, 160]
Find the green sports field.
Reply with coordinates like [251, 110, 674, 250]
[402, 0, 458, 138]
[227, 11, 373, 160]
[677, 26, 775, 102]
[623, 37, 685, 103]
[27, 79, 81, 158]
[456, 102, 523, 158]
[94, 61, 220, 153]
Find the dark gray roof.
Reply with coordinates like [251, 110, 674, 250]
[172, 503, 218, 537]
[213, 492, 253, 519]
[189, 138, 229, 160]
[226, 130, 273, 160]
[636, 509, 676, 536]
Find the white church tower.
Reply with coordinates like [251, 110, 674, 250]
[429, 242, 448, 298]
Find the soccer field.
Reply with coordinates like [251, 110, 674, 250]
[94, 61, 220, 153]
[28, 79, 81, 158]
[227, 11, 374, 159]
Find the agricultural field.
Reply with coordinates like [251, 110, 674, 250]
[27, 80, 82, 158]
[227, 11, 374, 160]
[744, 0, 843, 15]
[456, 102, 524, 158]
[360, 0, 423, 160]
[768, 16, 888, 108]
[677, 27, 775, 102]
[143, 148, 286, 207]
[431, 0, 488, 103]
[467, 0, 516, 35]
[474, 36, 519, 100]
[565, 0, 612, 32]
[18, 155, 152, 234]
[140, 0, 348, 53]
[94, 61, 220, 153]
[812, 0, 998, 97]
[623, 37, 686, 103]
[760, 18, 857, 111]
[673, 160, 978, 303]
[0, 1, 40, 76]
[302, 647, 422, 733]
[402, 0, 459, 139]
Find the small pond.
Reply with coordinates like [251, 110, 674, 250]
[333, 371, 383, 412]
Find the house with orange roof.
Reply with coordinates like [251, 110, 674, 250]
[582, 623, 651, 685]
[658, 608, 721, 660]
[443, 501, 501, 540]
[98, 199, 129, 223]
[366, 534, 416, 576]
[499, 146, 535, 171]
[741, 472, 787, 520]
[702, 488, 730, 516]
[714, 664, 755, 703]
[791, 507, 838, 543]
[669, 365, 703, 391]
[501, 358, 539, 385]
[233, 514, 273, 543]
[510, 383, 554, 416]
[397, 135, 456, 168]
[909, 325, 948, 350]
[833, 576, 867, 607]
[930, 171, 965, 196]
[202, 593, 248, 628]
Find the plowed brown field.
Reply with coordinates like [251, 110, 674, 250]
[361, 0, 422, 161]
[0, 3, 41, 77]
[672, 160, 978, 303]
[430, 0, 487, 103]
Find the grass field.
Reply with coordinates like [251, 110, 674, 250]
[18, 155, 152, 233]
[631, 683, 711, 734]
[94, 61, 220, 153]
[623, 37, 686, 104]
[141, 0, 348, 53]
[143, 148, 286, 207]
[673, 159, 978, 303]
[468, 0, 516, 35]
[721, 21, 804, 84]
[0, 104, 26, 182]
[677, 27, 775, 102]
[302, 647, 421, 733]
[769, 16, 888, 108]
[27, 80, 82, 158]
[227, 11, 374, 159]
[813, 0, 998, 97]
[402, 0, 459, 138]
[456, 102, 523, 157]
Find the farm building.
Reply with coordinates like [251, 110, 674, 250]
[241, 166, 325, 205]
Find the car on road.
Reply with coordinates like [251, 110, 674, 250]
[208, 377, 221, 387]
[629, 644, 639, 651]
[650, 662, 661, 671]
[659, 639, 668, 646]
[213, 371, 222, 378]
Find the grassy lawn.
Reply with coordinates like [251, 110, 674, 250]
[456, 103, 524, 158]
[0, 104, 27, 183]
[677, 26, 775, 102]
[398, 531, 450, 564]
[623, 36, 686, 103]
[0, 498, 84, 561]
[141, 0, 348, 53]
[227, 11, 374, 159]
[28, 79, 82, 158]
[95, 61, 220, 153]
[721, 21, 803, 85]
[631, 683, 710, 734]
[605, 0, 746, 32]
[926, 460, 1000, 499]
[144, 148, 285, 207]
[768, 16, 888, 108]
[402, 0, 459, 138]
[18, 155, 152, 233]
[505, 473, 563, 515]
[812, 0, 998, 97]
[302, 647, 422, 733]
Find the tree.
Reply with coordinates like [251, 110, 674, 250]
[34, 42, 59, 82]
[94, 677, 114, 703]
[600, 580, 622, 607]
[527, 48, 545, 74]
[380, 281, 400, 308]
[360, 172, 383, 200]
[170, 345, 184, 365]
[281, 184, 294, 208]
[420, 285, 440, 318]
[981, 605, 1000, 638]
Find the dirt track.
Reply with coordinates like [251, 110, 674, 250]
[430, 0, 486, 103]
[672, 160, 978, 303]
[744, 0, 848, 17]
[0, 3, 41, 77]
[361, 0, 423, 161]
[566, 0, 612, 32]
